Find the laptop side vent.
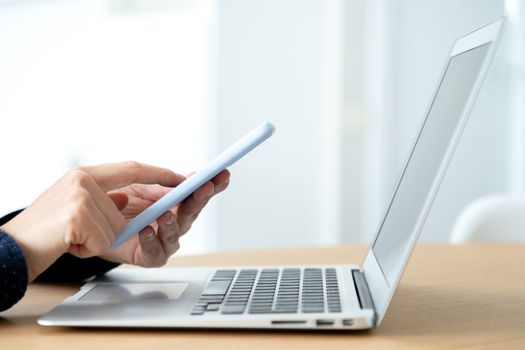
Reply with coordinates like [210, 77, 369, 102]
[352, 269, 375, 310]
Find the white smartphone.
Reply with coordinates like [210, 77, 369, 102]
[110, 121, 275, 249]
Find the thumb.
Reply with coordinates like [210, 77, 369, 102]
[107, 192, 129, 211]
[79, 162, 185, 192]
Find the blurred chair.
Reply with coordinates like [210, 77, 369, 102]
[450, 194, 525, 243]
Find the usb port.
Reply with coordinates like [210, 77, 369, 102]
[342, 319, 354, 326]
[316, 319, 335, 326]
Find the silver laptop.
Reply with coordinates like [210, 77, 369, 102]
[39, 18, 505, 330]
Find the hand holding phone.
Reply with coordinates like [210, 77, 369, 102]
[110, 122, 275, 249]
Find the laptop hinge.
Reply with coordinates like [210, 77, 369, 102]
[352, 269, 376, 315]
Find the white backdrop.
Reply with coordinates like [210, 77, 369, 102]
[0, 0, 517, 256]
[214, 0, 510, 248]
[0, 0, 217, 254]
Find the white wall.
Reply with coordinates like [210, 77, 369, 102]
[215, 0, 509, 248]
[0, 0, 218, 254]
[215, 0, 333, 250]
[507, 0, 525, 192]
[1, 0, 515, 254]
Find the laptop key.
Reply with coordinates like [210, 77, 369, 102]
[193, 267, 342, 317]
[191, 307, 206, 315]
[221, 305, 246, 314]
[207, 304, 220, 312]
[202, 280, 232, 296]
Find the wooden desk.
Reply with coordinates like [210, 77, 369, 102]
[1, 244, 524, 349]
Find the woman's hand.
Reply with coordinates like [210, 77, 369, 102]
[99, 169, 230, 267]
[0, 162, 228, 282]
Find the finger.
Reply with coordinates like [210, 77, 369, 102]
[83, 218, 113, 257]
[80, 161, 186, 192]
[184, 170, 229, 202]
[174, 170, 229, 229]
[137, 226, 167, 267]
[211, 169, 230, 194]
[107, 192, 129, 211]
[156, 211, 181, 256]
[83, 195, 116, 243]
[82, 175, 127, 234]
[176, 183, 214, 233]
[192, 181, 215, 203]
[66, 206, 113, 258]
[121, 183, 180, 202]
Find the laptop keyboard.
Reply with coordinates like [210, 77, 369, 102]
[190, 268, 342, 315]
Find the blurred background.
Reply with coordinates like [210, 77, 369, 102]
[0, 0, 523, 255]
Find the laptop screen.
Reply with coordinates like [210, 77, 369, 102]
[371, 43, 491, 285]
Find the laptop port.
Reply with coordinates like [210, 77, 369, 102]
[342, 319, 354, 326]
[271, 320, 307, 325]
[316, 319, 335, 326]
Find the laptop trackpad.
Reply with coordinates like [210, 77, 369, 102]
[79, 283, 190, 302]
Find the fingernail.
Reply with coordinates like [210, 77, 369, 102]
[165, 214, 174, 226]
[146, 231, 155, 240]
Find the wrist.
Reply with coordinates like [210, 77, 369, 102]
[1, 220, 66, 282]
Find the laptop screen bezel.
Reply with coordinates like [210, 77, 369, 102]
[361, 18, 506, 326]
